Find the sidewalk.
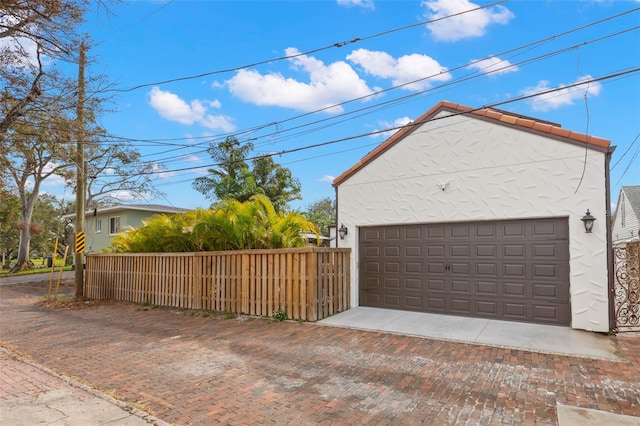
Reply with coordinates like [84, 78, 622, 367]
[0, 347, 169, 426]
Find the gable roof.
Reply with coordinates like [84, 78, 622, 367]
[620, 185, 640, 218]
[62, 204, 189, 220]
[333, 100, 612, 187]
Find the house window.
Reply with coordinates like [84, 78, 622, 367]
[109, 217, 120, 234]
[96, 219, 102, 233]
[621, 203, 625, 227]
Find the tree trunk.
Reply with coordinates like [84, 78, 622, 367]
[9, 226, 33, 273]
[9, 186, 39, 273]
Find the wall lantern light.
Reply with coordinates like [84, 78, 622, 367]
[581, 209, 596, 233]
[338, 224, 348, 240]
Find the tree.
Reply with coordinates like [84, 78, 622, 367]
[0, 190, 72, 268]
[0, 189, 20, 268]
[0, 112, 76, 272]
[0, 0, 87, 135]
[193, 137, 302, 212]
[84, 139, 166, 208]
[252, 156, 302, 213]
[303, 197, 336, 236]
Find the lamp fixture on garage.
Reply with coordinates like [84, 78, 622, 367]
[338, 224, 348, 240]
[581, 210, 596, 233]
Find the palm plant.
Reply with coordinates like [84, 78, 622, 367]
[109, 195, 319, 253]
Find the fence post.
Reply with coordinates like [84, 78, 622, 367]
[241, 254, 250, 314]
[307, 250, 318, 321]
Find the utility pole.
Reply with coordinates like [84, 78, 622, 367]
[74, 40, 86, 299]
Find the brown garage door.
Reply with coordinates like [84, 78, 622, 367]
[359, 218, 570, 326]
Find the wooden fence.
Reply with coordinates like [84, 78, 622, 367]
[85, 248, 350, 321]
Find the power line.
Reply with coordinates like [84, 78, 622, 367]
[10, 8, 639, 158]
[119, 69, 640, 178]
[85, 18, 637, 171]
[97, 0, 509, 94]
[141, 26, 640, 169]
[611, 132, 640, 170]
[127, 7, 640, 160]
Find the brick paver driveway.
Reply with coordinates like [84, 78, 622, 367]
[1, 279, 639, 425]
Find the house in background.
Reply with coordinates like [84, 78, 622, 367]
[63, 204, 189, 253]
[334, 100, 615, 333]
[612, 186, 640, 244]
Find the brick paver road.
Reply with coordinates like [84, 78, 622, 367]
[1, 279, 639, 425]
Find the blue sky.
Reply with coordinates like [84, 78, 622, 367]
[43, 0, 640, 212]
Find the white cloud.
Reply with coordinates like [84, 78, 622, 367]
[184, 154, 202, 163]
[337, 0, 375, 10]
[148, 161, 177, 179]
[318, 175, 336, 183]
[148, 87, 235, 132]
[371, 116, 412, 138]
[523, 75, 602, 112]
[41, 173, 66, 188]
[226, 48, 374, 113]
[0, 15, 42, 68]
[467, 56, 518, 76]
[422, 0, 514, 42]
[347, 49, 451, 91]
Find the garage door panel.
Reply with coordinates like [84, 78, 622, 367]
[427, 225, 445, 239]
[477, 281, 498, 295]
[384, 229, 400, 240]
[476, 224, 497, 238]
[405, 246, 422, 257]
[477, 245, 497, 257]
[383, 294, 401, 308]
[451, 298, 471, 314]
[427, 245, 445, 256]
[365, 261, 380, 273]
[476, 301, 498, 315]
[405, 296, 423, 309]
[365, 246, 380, 257]
[503, 303, 527, 320]
[504, 263, 526, 277]
[359, 217, 570, 326]
[450, 224, 470, 238]
[477, 263, 498, 276]
[427, 297, 446, 311]
[503, 223, 526, 238]
[363, 229, 382, 241]
[405, 262, 422, 273]
[532, 282, 568, 301]
[533, 244, 557, 257]
[406, 278, 422, 290]
[504, 244, 525, 257]
[384, 246, 400, 257]
[361, 292, 381, 306]
[404, 227, 421, 239]
[427, 279, 445, 291]
[383, 277, 400, 289]
[533, 264, 557, 278]
[533, 305, 562, 322]
[504, 282, 526, 297]
[450, 245, 470, 257]
[450, 263, 470, 275]
[428, 262, 445, 273]
[452, 280, 471, 293]
[384, 262, 400, 273]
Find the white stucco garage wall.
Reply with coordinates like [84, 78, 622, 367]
[336, 109, 611, 332]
